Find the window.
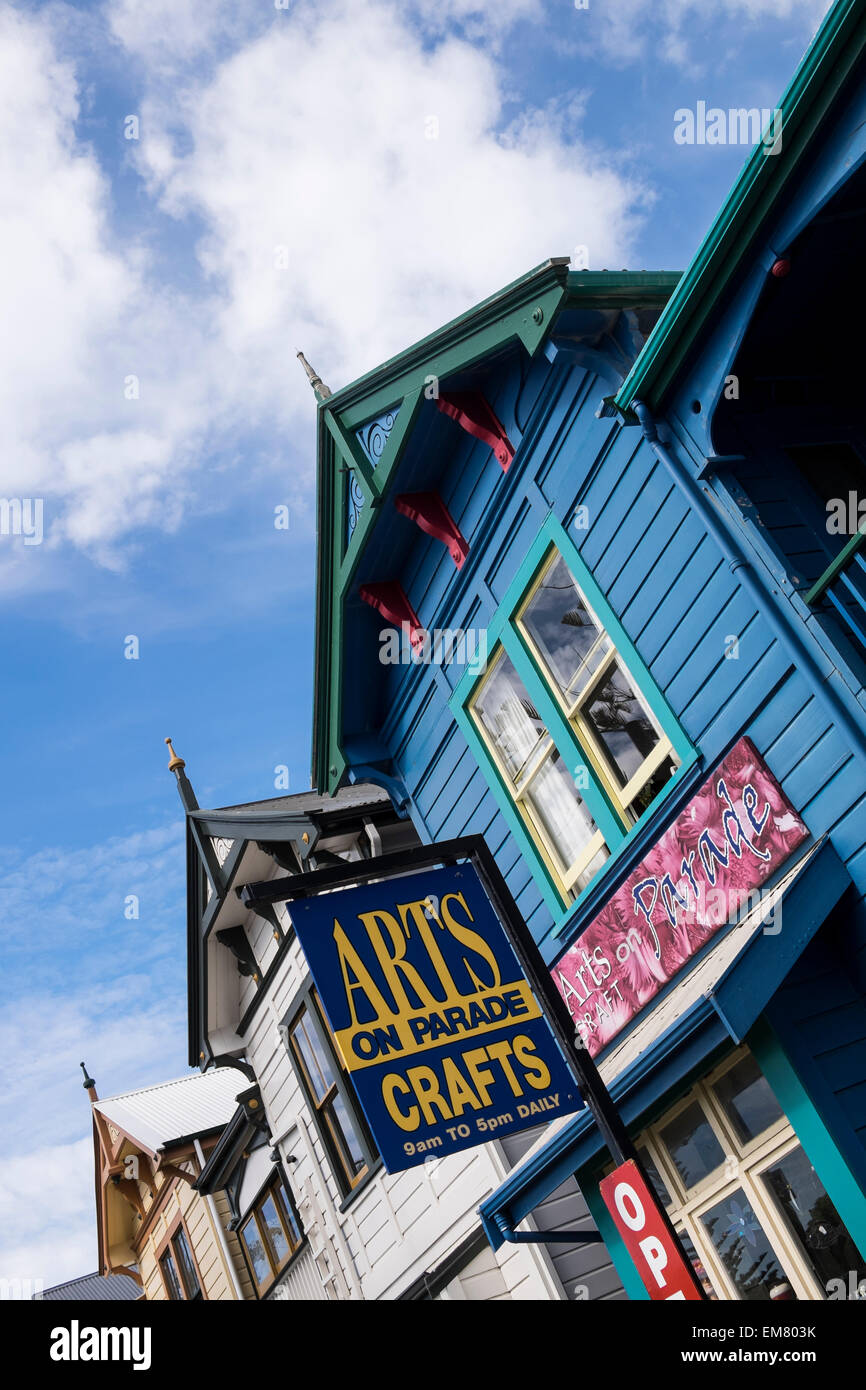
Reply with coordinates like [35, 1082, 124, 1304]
[283, 985, 379, 1198]
[159, 1221, 203, 1301]
[239, 1174, 304, 1296]
[612, 1049, 865, 1301]
[459, 521, 692, 909]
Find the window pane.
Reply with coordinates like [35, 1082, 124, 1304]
[660, 1102, 726, 1189]
[628, 755, 677, 820]
[525, 751, 604, 878]
[290, 1013, 335, 1103]
[583, 663, 661, 787]
[473, 653, 547, 783]
[762, 1145, 865, 1295]
[677, 1228, 719, 1300]
[173, 1227, 201, 1299]
[241, 1218, 271, 1287]
[699, 1188, 792, 1300]
[637, 1145, 672, 1208]
[329, 1092, 368, 1177]
[522, 553, 613, 698]
[714, 1056, 783, 1145]
[259, 1194, 291, 1267]
[276, 1182, 303, 1246]
[160, 1251, 183, 1301]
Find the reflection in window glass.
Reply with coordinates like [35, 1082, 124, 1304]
[260, 1195, 290, 1266]
[714, 1057, 783, 1145]
[277, 1182, 302, 1246]
[474, 654, 547, 784]
[472, 651, 606, 893]
[241, 1220, 270, 1287]
[678, 1228, 719, 1300]
[584, 664, 660, 787]
[524, 751, 604, 880]
[160, 1251, 183, 1301]
[660, 1102, 726, 1190]
[174, 1228, 201, 1299]
[331, 1091, 368, 1175]
[637, 1146, 672, 1209]
[521, 554, 613, 699]
[291, 1013, 333, 1103]
[700, 1189, 791, 1300]
[762, 1146, 865, 1295]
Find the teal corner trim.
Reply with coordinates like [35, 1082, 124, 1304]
[450, 509, 697, 937]
[582, 1170, 648, 1301]
[451, 693, 565, 921]
[749, 1015, 866, 1262]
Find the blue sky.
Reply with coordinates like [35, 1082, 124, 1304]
[0, 0, 832, 1289]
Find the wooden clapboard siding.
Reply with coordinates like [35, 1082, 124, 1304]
[237, 865, 557, 1301]
[361, 341, 866, 1201]
[498, 1126, 626, 1302]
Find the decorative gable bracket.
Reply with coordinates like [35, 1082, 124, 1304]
[359, 581, 425, 649]
[436, 390, 515, 471]
[394, 492, 469, 569]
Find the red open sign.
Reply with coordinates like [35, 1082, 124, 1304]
[599, 1160, 704, 1301]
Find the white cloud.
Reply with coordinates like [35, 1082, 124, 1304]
[0, 1139, 95, 1291]
[129, 0, 646, 404]
[0, 1, 646, 585]
[0, 985, 191, 1290]
[573, 0, 832, 70]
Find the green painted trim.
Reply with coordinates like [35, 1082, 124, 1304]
[750, 1014, 866, 1261]
[323, 411, 379, 503]
[803, 528, 866, 605]
[613, 0, 866, 416]
[450, 510, 697, 932]
[372, 388, 424, 489]
[565, 271, 682, 306]
[451, 693, 566, 921]
[500, 625, 625, 849]
[330, 258, 571, 423]
[582, 1171, 647, 1300]
[313, 261, 688, 792]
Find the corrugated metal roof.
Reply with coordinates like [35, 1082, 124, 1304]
[93, 1068, 242, 1154]
[38, 1272, 143, 1301]
[205, 781, 390, 817]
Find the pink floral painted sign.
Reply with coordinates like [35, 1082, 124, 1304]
[551, 737, 808, 1058]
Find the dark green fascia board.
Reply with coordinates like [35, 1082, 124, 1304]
[313, 257, 573, 794]
[563, 270, 682, 306]
[613, 0, 866, 419]
[312, 266, 688, 794]
[325, 256, 572, 426]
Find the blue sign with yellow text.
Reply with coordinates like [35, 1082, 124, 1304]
[291, 863, 583, 1172]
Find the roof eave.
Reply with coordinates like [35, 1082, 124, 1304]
[613, 0, 866, 420]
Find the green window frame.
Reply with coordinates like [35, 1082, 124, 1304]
[451, 514, 696, 924]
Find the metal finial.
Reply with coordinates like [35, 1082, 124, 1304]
[80, 1061, 96, 1090]
[165, 737, 185, 774]
[297, 351, 332, 401]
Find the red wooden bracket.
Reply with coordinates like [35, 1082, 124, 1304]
[436, 391, 515, 472]
[394, 492, 469, 569]
[359, 582, 424, 648]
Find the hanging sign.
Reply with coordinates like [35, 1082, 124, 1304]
[552, 737, 808, 1056]
[291, 862, 582, 1173]
[599, 1161, 704, 1300]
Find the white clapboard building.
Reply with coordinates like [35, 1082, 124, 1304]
[166, 740, 623, 1300]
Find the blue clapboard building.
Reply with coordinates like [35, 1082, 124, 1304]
[309, 0, 866, 1300]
